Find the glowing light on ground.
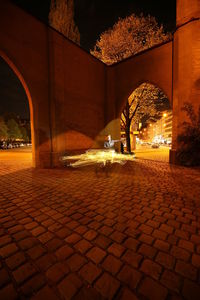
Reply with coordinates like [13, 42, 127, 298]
[61, 149, 135, 168]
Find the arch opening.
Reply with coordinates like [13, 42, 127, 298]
[120, 82, 172, 162]
[0, 52, 35, 167]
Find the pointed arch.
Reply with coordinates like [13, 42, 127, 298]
[0, 50, 35, 167]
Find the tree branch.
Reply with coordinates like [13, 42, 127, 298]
[130, 102, 139, 121]
[129, 95, 136, 107]
[122, 109, 127, 118]
[121, 114, 126, 128]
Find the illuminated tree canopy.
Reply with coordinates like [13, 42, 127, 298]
[49, 0, 80, 45]
[121, 83, 168, 129]
[7, 119, 22, 141]
[0, 114, 31, 142]
[0, 117, 8, 140]
[91, 14, 171, 65]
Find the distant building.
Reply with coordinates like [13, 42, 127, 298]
[163, 110, 172, 142]
[140, 110, 172, 143]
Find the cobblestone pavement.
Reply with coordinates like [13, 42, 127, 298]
[0, 151, 200, 300]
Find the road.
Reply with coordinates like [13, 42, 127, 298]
[0, 147, 32, 165]
[134, 146, 170, 162]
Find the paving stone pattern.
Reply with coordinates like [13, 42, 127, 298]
[0, 155, 200, 299]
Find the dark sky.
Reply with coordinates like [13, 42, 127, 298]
[75, 0, 176, 50]
[0, 57, 29, 119]
[12, 0, 176, 50]
[1, 0, 176, 119]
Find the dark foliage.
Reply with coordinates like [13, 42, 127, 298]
[177, 103, 200, 166]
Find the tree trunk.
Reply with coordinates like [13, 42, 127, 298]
[124, 101, 131, 153]
[126, 125, 131, 153]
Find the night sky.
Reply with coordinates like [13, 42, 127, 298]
[1, 0, 176, 118]
[0, 57, 29, 119]
[12, 0, 176, 50]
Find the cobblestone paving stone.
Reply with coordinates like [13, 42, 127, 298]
[0, 153, 200, 299]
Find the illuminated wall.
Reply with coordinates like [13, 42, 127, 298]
[171, 0, 200, 163]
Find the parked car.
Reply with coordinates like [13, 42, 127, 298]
[151, 143, 160, 149]
[13, 143, 19, 148]
[0, 142, 7, 150]
[7, 143, 13, 149]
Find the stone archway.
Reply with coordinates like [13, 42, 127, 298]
[0, 50, 36, 167]
[118, 80, 172, 119]
[104, 42, 173, 157]
[114, 42, 173, 119]
[119, 81, 172, 161]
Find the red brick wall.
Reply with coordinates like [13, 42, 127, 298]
[112, 42, 173, 117]
[177, 0, 200, 27]
[0, 1, 106, 167]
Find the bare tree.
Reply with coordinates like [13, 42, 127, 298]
[121, 83, 167, 152]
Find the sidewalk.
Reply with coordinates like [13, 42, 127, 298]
[0, 151, 200, 299]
